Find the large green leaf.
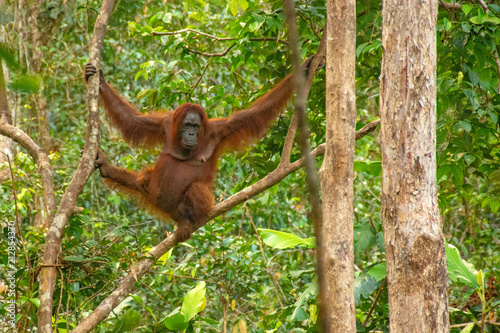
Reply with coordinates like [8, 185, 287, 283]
[181, 281, 206, 321]
[164, 310, 189, 331]
[367, 262, 387, 281]
[446, 243, 479, 288]
[258, 229, 316, 249]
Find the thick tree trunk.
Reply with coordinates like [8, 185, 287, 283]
[318, 0, 357, 331]
[379, 0, 449, 331]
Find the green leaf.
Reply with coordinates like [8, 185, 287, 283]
[112, 309, 141, 332]
[164, 312, 189, 331]
[137, 89, 154, 100]
[450, 164, 464, 186]
[366, 161, 382, 176]
[464, 155, 476, 165]
[181, 281, 206, 320]
[367, 262, 387, 281]
[470, 16, 485, 24]
[9, 76, 40, 93]
[446, 243, 479, 288]
[437, 164, 451, 181]
[485, 15, 500, 24]
[258, 229, 316, 249]
[459, 323, 475, 333]
[229, 0, 239, 16]
[354, 223, 376, 252]
[354, 274, 379, 304]
[489, 199, 500, 213]
[458, 120, 471, 132]
[291, 283, 317, 321]
[162, 13, 172, 23]
[239, 0, 249, 11]
[462, 4, 473, 15]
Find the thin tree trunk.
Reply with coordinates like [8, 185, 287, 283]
[379, 0, 449, 331]
[318, 0, 357, 331]
[0, 60, 14, 180]
[36, 0, 114, 331]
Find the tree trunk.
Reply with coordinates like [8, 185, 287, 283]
[0, 60, 14, 181]
[318, 0, 356, 331]
[379, 0, 449, 331]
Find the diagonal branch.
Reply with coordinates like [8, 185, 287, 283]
[36, 0, 115, 331]
[281, 32, 327, 163]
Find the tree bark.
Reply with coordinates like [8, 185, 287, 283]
[0, 60, 14, 180]
[36, 1, 114, 331]
[379, 0, 449, 331]
[318, 0, 357, 331]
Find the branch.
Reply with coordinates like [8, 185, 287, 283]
[281, 33, 327, 163]
[439, 1, 463, 10]
[152, 29, 288, 44]
[0, 123, 56, 220]
[37, 0, 115, 331]
[187, 42, 236, 57]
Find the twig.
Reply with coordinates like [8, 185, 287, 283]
[297, 11, 321, 39]
[187, 43, 236, 57]
[477, 0, 489, 12]
[4, 153, 32, 277]
[5, 153, 20, 235]
[356, 120, 380, 140]
[439, 0, 462, 10]
[139, 280, 165, 301]
[152, 28, 236, 41]
[493, 49, 500, 94]
[152, 29, 287, 45]
[0, 124, 56, 223]
[151, 271, 220, 286]
[362, 279, 386, 327]
[188, 59, 211, 96]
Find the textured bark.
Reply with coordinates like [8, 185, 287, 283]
[379, 0, 449, 331]
[36, 0, 114, 331]
[318, 0, 357, 331]
[0, 60, 14, 180]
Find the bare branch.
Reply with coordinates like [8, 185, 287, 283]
[439, 1, 463, 10]
[494, 50, 500, 94]
[282, 33, 327, 163]
[188, 59, 211, 95]
[477, 0, 489, 12]
[152, 28, 236, 41]
[355, 119, 380, 140]
[37, 0, 115, 331]
[187, 42, 236, 57]
[152, 29, 288, 44]
[0, 122, 56, 221]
